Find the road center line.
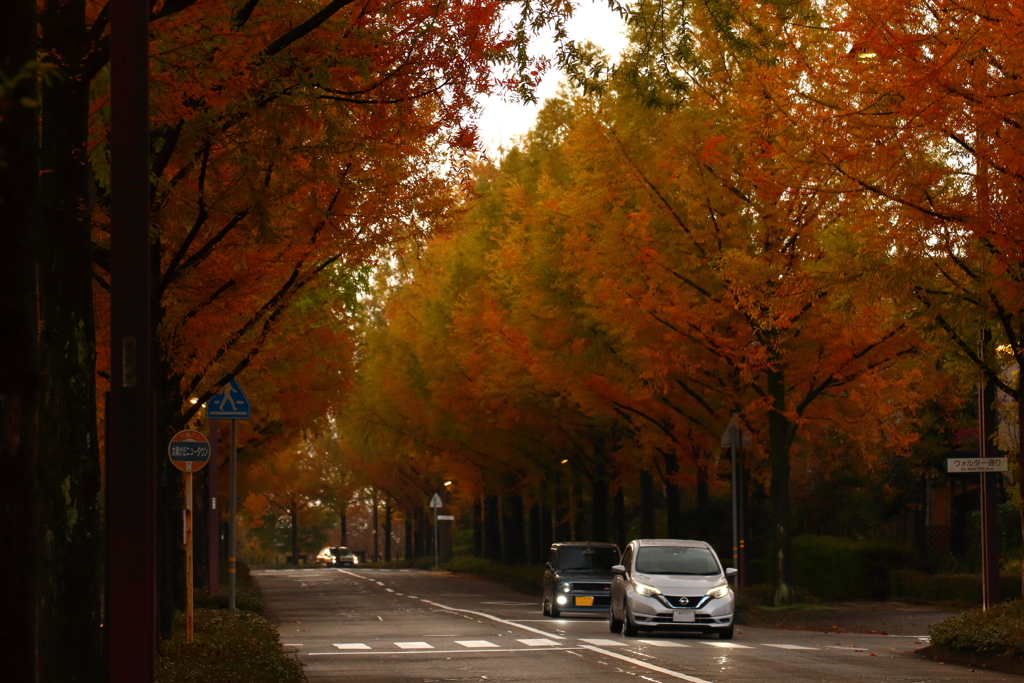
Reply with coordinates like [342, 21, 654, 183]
[336, 570, 565, 640]
[579, 644, 715, 683]
[418, 599, 565, 640]
[308, 647, 579, 656]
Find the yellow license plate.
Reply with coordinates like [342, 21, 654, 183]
[575, 596, 594, 607]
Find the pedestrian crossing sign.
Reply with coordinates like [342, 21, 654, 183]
[206, 378, 251, 419]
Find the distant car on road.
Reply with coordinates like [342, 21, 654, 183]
[317, 546, 359, 568]
[542, 542, 620, 617]
[609, 538, 736, 639]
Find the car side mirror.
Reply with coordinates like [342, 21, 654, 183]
[612, 564, 626, 575]
[725, 568, 738, 578]
[545, 562, 554, 571]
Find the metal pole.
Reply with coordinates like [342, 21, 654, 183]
[108, 0, 155, 677]
[229, 419, 237, 609]
[208, 418, 220, 597]
[185, 465, 194, 641]
[730, 427, 739, 574]
[979, 330, 1000, 609]
[737, 437, 746, 589]
[434, 505, 439, 568]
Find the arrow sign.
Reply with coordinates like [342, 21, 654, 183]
[206, 378, 251, 419]
[429, 493, 443, 508]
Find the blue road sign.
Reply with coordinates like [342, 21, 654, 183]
[206, 378, 251, 419]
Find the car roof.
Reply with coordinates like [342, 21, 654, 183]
[550, 542, 618, 549]
[632, 539, 710, 549]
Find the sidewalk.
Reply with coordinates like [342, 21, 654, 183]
[737, 601, 960, 635]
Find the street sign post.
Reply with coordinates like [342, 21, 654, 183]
[206, 378, 251, 611]
[721, 417, 748, 588]
[168, 430, 211, 642]
[430, 493, 443, 567]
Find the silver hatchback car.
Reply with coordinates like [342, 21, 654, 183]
[609, 539, 737, 639]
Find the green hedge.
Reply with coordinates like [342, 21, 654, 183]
[891, 570, 1022, 606]
[156, 609, 304, 683]
[446, 556, 545, 595]
[791, 535, 915, 601]
[930, 600, 1024, 657]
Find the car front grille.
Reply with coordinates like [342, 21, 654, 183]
[571, 582, 611, 592]
[658, 595, 710, 609]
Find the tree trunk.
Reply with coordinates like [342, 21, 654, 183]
[473, 497, 483, 557]
[614, 487, 626, 551]
[484, 494, 502, 561]
[291, 503, 299, 562]
[696, 460, 709, 538]
[0, 2, 40, 677]
[529, 502, 543, 564]
[341, 510, 348, 546]
[592, 476, 609, 542]
[767, 367, 793, 605]
[404, 513, 413, 559]
[640, 470, 656, 538]
[572, 478, 584, 541]
[384, 499, 392, 562]
[663, 451, 681, 538]
[372, 494, 379, 562]
[554, 469, 570, 541]
[504, 492, 526, 564]
[35, 0, 104, 675]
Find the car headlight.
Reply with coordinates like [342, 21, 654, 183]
[559, 582, 572, 593]
[632, 580, 661, 597]
[352, 556, 359, 564]
[705, 582, 730, 599]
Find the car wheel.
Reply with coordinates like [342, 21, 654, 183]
[608, 604, 623, 634]
[542, 596, 551, 617]
[622, 601, 638, 637]
[716, 623, 734, 640]
[550, 597, 561, 618]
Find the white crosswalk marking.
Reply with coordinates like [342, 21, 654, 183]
[580, 638, 628, 647]
[762, 644, 818, 650]
[518, 639, 560, 647]
[395, 642, 433, 649]
[700, 641, 754, 648]
[456, 640, 500, 648]
[385, 588, 395, 592]
[334, 643, 371, 650]
[639, 640, 691, 647]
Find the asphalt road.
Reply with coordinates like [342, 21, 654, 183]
[254, 567, 1012, 683]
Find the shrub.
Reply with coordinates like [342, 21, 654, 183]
[792, 535, 914, 601]
[890, 569, 1022, 606]
[446, 556, 545, 595]
[929, 600, 1024, 657]
[156, 609, 304, 683]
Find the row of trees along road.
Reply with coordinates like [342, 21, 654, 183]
[341, 0, 1023, 607]
[0, 0, 589, 679]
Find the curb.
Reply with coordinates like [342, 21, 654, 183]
[918, 645, 1024, 675]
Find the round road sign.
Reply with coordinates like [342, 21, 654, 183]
[168, 429, 211, 472]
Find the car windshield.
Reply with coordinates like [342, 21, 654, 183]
[557, 546, 619, 570]
[330, 548, 352, 557]
[635, 546, 720, 575]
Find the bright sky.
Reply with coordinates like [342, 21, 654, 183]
[476, 2, 630, 158]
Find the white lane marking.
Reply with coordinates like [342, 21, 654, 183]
[481, 601, 535, 605]
[581, 638, 628, 647]
[385, 588, 395, 593]
[375, 581, 386, 586]
[395, 642, 434, 649]
[456, 640, 500, 648]
[827, 646, 868, 652]
[308, 647, 576, 656]
[639, 640, 691, 647]
[333, 643, 371, 650]
[579, 644, 714, 683]
[337, 569, 564, 640]
[762, 644, 818, 650]
[518, 639, 560, 647]
[700, 642, 753, 649]
[417, 599, 565, 640]
[283, 643, 304, 646]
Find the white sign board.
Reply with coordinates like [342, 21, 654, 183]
[437, 515, 455, 521]
[946, 457, 1008, 473]
[429, 493, 443, 508]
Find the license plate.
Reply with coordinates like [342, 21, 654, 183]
[575, 596, 594, 607]
[673, 611, 695, 623]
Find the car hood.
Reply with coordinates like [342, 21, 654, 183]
[553, 569, 615, 581]
[633, 572, 724, 594]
